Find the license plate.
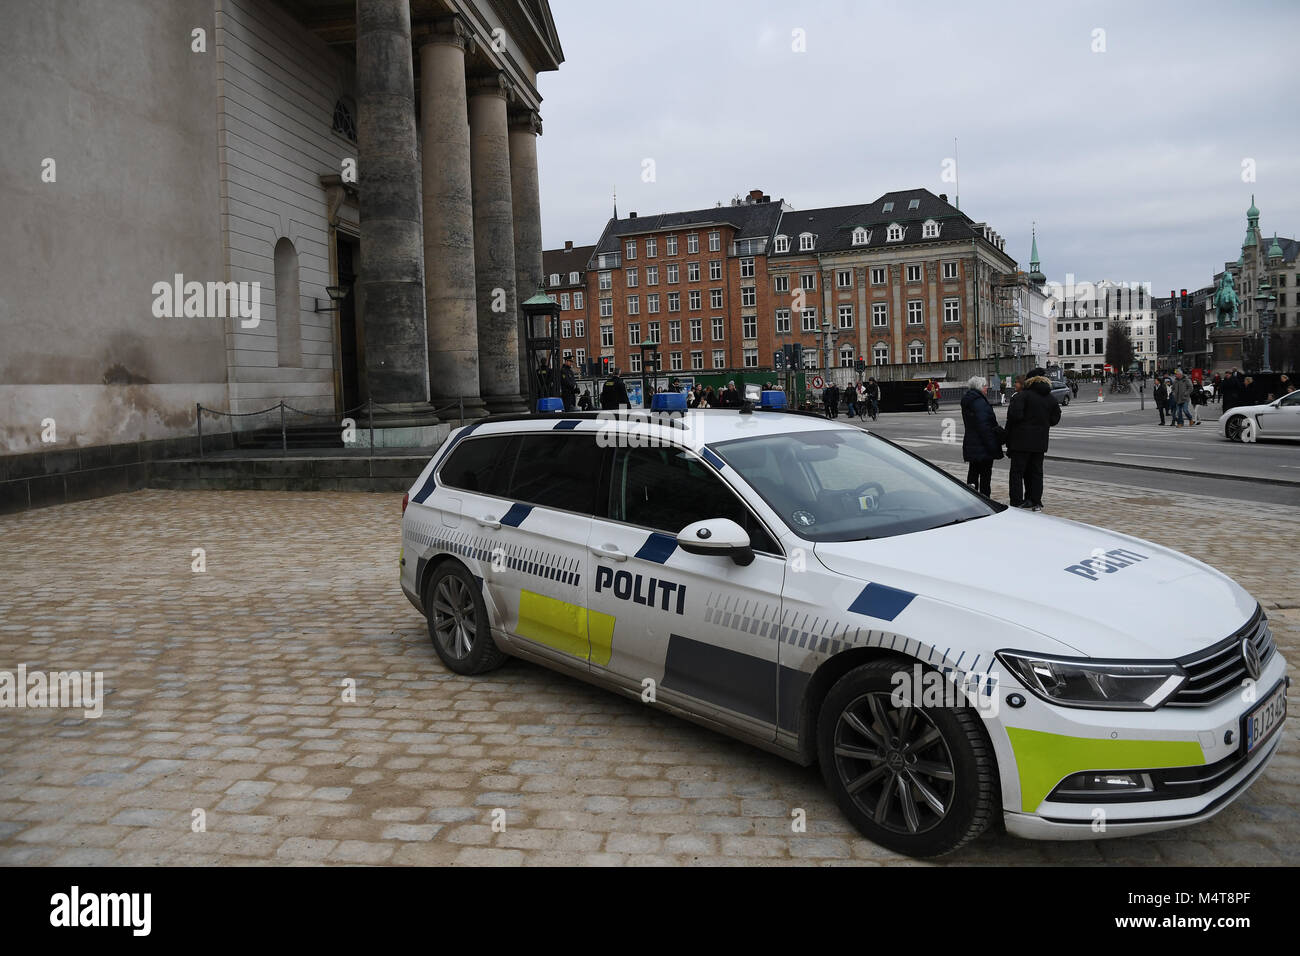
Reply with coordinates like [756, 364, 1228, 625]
[1244, 681, 1287, 755]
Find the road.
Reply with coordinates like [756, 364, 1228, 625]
[846, 392, 1300, 506]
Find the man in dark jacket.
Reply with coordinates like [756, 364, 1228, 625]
[1004, 368, 1061, 511]
[599, 374, 629, 410]
[960, 376, 1002, 497]
[560, 356, 579, 412]
[824, 382, 839, 418]
[1153, 378, 1168, 425]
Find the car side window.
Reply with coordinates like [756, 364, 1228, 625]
[1279, 392, 1300, 407]
[439, 435, 518, 496]
[608, 446, 780, 554]
[505, 434, 604, 514]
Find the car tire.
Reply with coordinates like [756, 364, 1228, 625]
[817, 659, 997, 857]
[1062, 394, 1070, 406]
[1225, 415, 1246, 443]
[423, 561, 506, 675]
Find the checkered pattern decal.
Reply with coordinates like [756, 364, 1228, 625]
[405, 520, 582, 588]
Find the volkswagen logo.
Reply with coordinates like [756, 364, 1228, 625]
[1241, 636, 1262, 681]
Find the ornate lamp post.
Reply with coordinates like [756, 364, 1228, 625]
[1253, 276, 1276, 373]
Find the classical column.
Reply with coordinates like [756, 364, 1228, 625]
[416, 17, 487, 417]
[469, 72, 525, 414]
[355, 0, 434, 416]
[510, 109, 545, 397]
[927, 261, 940, 361]
[891, 263, 904, 362]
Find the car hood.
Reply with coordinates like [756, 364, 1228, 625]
[812, 508, 1257, 659]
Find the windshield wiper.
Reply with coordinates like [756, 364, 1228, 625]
[927, 515, 987, 530]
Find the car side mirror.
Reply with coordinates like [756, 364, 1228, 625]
[677, 518, 755, 566]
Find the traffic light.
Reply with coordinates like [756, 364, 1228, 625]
[1177, 339, 1184, 353]
[791, 343, 803, 367]
[774, 350, 785, 370]
[601, 356, 611, 375]
[1180, 289, 1188, 309]
[855, 357, 866, 374]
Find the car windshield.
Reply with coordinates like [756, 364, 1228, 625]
[711, 428, 995, 542]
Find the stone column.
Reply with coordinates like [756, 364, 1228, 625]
[891, 263, 904, 362]
[416, 17, 487, 417]
[355, 0, 434, 417]
[510, 109, 545, 397]
[469, 72, 525, 414]
[927, 261, 940, 360]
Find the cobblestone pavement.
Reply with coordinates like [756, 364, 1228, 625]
[0, 477, 1296, 866]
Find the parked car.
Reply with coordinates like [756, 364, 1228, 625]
[1047, 378, 1072, 406]
[400, 402, 1286, 856]
[1219, 389, 1300, 441]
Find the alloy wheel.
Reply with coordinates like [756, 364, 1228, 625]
[430, 574, 476, 660]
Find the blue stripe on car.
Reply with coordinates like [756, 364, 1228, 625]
[700, 447, 725, 470]
[500, 503, 533, 527]
[411, 421, 484, 504]
[848, 583, 916, 622]
[553, 419, 581, 430]
[634, 532, 677, 564]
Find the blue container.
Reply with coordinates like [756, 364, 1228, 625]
[536, 397, 564, 413]
[650, 392, 687, 411]
[759, 390, 787, 409]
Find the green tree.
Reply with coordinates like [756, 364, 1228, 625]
[1105, 324, 1135, 373]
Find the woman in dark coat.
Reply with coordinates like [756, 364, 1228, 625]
[960, 375, 1002, 497]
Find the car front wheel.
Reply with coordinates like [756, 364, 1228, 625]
[817, 659, 997, 857]
[1225, 415, 1247, 442]
[424, 561, 506, 675]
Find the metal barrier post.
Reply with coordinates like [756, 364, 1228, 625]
[196, 403, 203, 458]
[368, 399, 374, 456]
[280, 401, 286, 451]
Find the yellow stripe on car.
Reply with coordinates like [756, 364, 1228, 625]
[517, 590, 616, 665]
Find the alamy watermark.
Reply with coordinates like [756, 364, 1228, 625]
[0, 665, 104, 718]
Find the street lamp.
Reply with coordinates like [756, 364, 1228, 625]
[313, 284, 349, 312]
[1253, 276, 1276, 373]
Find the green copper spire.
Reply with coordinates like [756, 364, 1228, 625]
[1247, 194, 1259, 219]
[1268, 232, 1284, 260]
[1243, 194, 1260, 248]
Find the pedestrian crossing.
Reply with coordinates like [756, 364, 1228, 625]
[887, 420, 1218, 448]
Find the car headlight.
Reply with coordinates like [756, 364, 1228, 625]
[996, 650, 1186, 710]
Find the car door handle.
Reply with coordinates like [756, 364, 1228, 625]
[474, 515, 501, 530]
[589, 544, 628, 562]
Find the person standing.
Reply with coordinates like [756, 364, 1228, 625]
[598, 371, 629, 410]
[1004, 368, 1060, 511]
[560, 356, 579, 412]
[1170, 369, 1192, 427]
[865, 377, 880, 420]
[925, 378, 940, 414]
[845, 383, 858, 419]
[577, 388, 593, 411]
[1153, 377, 1168, 425]
[824, 382, 839, 418]
[960, 376, 1002, 497]
[1190, 380, 1206, 424]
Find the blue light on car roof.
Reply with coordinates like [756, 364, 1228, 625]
[651, 392, 687, 411]
[536, 397, 564, 413]
[760, 390, 787, 409]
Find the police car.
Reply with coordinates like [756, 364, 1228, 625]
[399, 392, 1288, 857]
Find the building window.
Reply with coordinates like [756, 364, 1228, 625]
[838, 305, 853, 329]
[709, 260, 722, 281]
[688, 262, 700, 282]
[801, 309, 818, 332]
[873, 343, 889, 365]
[922, 219, 939, 238]
[627, 295, 639, 315]
[906, 264, 921, 283]
[691, 350, 703, 370]
[689, 290, 701, 310]
[646, 237, 657, 257]
[799, 232, 814, 251]
[839, 347, 855, 367]
[574, 292, 584, 309]
[907, 300, 923, 324]
[836, 270, 852, 289]
[599, 271, 612, 290]
[599, 297, 613, 318]
[802, 349, 818, 370]
[774, 235, 789, 253]
[560, 319, 571, 337]
[668, 292, 680, 312]
[671, 351, 682, 371]
[800, 273, 816, 291]
[872, 303, 888, 327]
[870, 267, 886, 285]
[943, 298, 961, 323]
[690, 318, 702, 342]
[741, 286, 756, 307]
[549, 272, 560, 286]
[601, 325, 614, 348]
[669, 319, 682, 343]
[628, 323, 640, 344]
[712, 317, 724, 340]
[712, 349, 725, 369]
[851, 227, 867, 246]
[942, 261, 958, 280]
[945, 341, 961, 362]
[887, 223, 903, 242]
[332, 97, 358, 142]
[629, 353, 642, 373]
[574, 319, 585, 338]
[708, 230, 720, 252]
[560, 293, 570, 310]
[575, 347, 586, 367]
[666, 235, 678, 256]
[687, 234, 699, 254]
[548, 293, 558, 305]
[882, 201, 894, 213]
[646, 266, 659, 286]
[647, 293, 660, 314]
[569, 271, 580, 284]
[908, 342, 924, 363]
[667, 264, 679, 283]
[626, 268, 638, 288]
[648, 321, 660, 343]
[710, 289, 723, 308]
[743, 315, 757, 338]
[743, 348, 758, 368]
[625, 240, 637, 260]
[740, 257, 755, 278]
[774, 275, 789, 293]
[775, 309, 791, 333]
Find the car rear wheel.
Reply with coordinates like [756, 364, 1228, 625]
[817, 659, 997, 857]
[424, 561, 506, 675]
[1225, 415, 1247, 442]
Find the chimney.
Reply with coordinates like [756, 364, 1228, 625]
[629, 211, 637, 219]
[749, 188, 764, 202]
[939, 193, 947, 203]
[564, 240, 573, 251]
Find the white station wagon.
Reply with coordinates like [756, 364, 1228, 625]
[400, 396, 1288, 856]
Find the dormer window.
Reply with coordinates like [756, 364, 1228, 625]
[851, 227, 868, 246]
[886, 223, 904, 242]
[799, 232, 814, 251]
[882, 202, 894, 213]
[908, 199, 921, 210]
[569, 271, 580, 284]
[922, 219, 939, 239]
[773, 234, 789, 253]
[549, 273, 560, 286]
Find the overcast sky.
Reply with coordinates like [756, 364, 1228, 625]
[536, 0, 1298, 295]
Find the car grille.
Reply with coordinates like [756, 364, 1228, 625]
[1168, 606, 1275, 707]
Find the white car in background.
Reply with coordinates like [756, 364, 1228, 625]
[1219, 390, 1300, 442]
[399, 401, 1287, 856]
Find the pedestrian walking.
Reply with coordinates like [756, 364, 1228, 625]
[1170, 369, 1192, 427]
[925, 378, 941, 414]
[824, 382, 840, 418]
[1154, 378, 1168, 425]
[865, 377, 880, 420]
[845, 383, 858, 419]
[960, 376, 1002, 498]
[1004, 368, 1060, 511]
[1190, 380, 1207, 424]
